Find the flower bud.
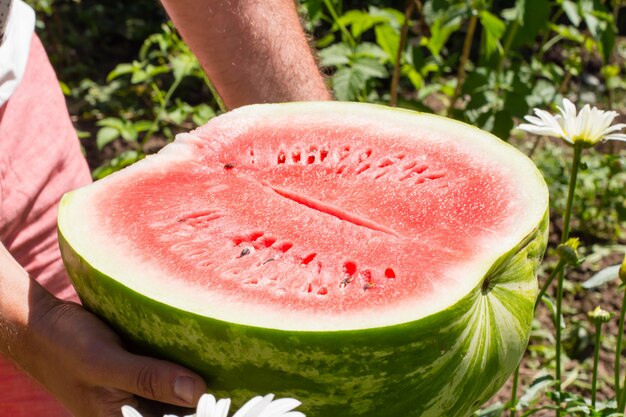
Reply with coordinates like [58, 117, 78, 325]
[557, 238, 581, 267]
[619, 254, 626, 284]
[588, 306, 613, 324]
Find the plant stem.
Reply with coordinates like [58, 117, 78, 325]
[554, 271, 565, 417]
[413, 0, 429, 37]
[617, 285, 626, 409]
[202, 72, 227, 113]
[493, 18, 519, 102]
[322, 0, 356, 47]
[447, 13, 478, 115]
[143, 75, 183, 146]
[510, 260, 566, 416]
[561, 144, 582, 243]
[509, 365, 520, 417]
[390, 0, 415, 107]
[592, 321, 602, 409]
[535, 260, 566, 311]
[558, 72, 572, 94]
[537, 9, 563, 61]
[554, 143, 582, 417]
[526, 136, 542, 159]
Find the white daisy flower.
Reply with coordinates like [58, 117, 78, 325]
[121, 393, 304, 417]
[518, 98, 626, 147]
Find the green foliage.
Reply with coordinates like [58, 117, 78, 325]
[532, 143, 626, 242]
[302, 0, 624, 141]
[72, 22, 218, 178]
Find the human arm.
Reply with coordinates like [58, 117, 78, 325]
[0, 243, 207, 417]
[159, 0, 332, 108]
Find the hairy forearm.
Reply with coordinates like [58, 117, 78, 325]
[0, 243, 51, 369]
[160, 0, 331, 108]
[0, 243, 207, 416]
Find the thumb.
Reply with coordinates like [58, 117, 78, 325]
[113, 354, 207, 407]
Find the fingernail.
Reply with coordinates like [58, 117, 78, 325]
[174, 375, 195, 404]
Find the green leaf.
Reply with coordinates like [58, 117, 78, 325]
[582, 264, 621, 289]
[354, 42, 388, 61]
[316, 33, 335, 48]
[171, 54, 197, 80]
[96, 127, 120, 150]
[402, 64, 424, 90]
[192, 104, 217, 126]
[492, 110, 514, 140]
[332, 67, 366, 101]
[119, 125, 138, 143]
[368, 6, 405, 29]
[335, 10, 385, 39]
[319, 43, 352, 67]
[561, 0, 581, 26]
[107, 63, 136, 82]
[599, 15, 616, 63]
[97, 117, 125, 130]
[512, 0, 550, 46]
[424, 15, 463, 58]
[517, 374, 555, 410]
[479, 10, 505, 57]
[133, 120, 154, 132]
[474, 402, 505, 417]
[583, 12, 600, 39]
[144, 64, 170, 79]
[374, 24, 400, 63]
[504, 92, 530, 119]
[58, 81, 71, 96]
[352, 57, 388, 79]
[130, 68, 150, 84]
[549, 23, 584, 42]
[528, 79, 557, 107]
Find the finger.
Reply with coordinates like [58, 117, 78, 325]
[108, 353, 207, 407]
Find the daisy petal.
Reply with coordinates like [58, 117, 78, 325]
[257, 398, 302, 417]
[232, 395, 269, 417]
[603, 123, 626, 135]
[215, 398, 232, 417]
[517, 123, 564, 137]
[560, 98, 577, 120]
[197, 393, 217, 417]
[605, 133, 626, 142]
[121, 405, 144, 417]
[534, 109, 564, 132]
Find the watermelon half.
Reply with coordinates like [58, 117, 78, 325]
[58, 102, 548, 417]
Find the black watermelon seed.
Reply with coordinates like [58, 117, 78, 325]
[239, 247, 251, 258]
[224, 163, 235, 169]
[340, 276, 355, 288]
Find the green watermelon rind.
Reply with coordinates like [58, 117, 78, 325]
[58, 209, 547, 417]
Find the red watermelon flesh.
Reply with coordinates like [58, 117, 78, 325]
[67, 104, 543, 330]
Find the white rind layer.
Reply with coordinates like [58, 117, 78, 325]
[58, 102, 548, 331]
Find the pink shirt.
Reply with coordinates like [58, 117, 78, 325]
[0, 35, 91, 302]
[0, 34, 90, 416]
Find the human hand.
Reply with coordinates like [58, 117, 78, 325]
[22, 287, 207, 417]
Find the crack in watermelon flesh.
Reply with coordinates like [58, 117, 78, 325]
[97, 123, 514, 314]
